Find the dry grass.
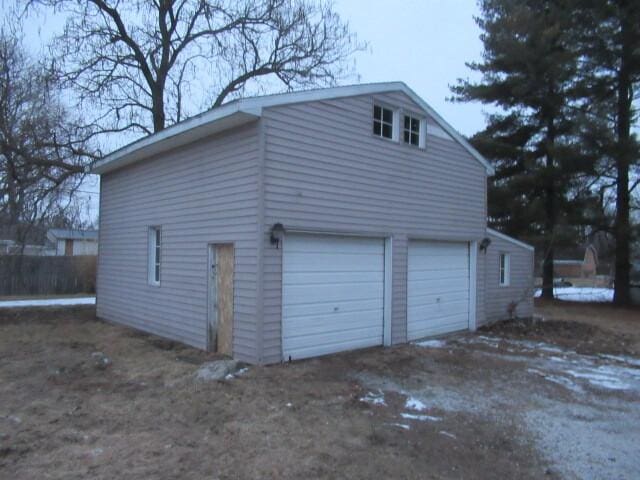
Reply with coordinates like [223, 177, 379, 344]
[1, 302, 638, 479]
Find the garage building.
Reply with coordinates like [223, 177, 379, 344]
[93, 82, 534, 364]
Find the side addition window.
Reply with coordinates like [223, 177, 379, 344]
[373, 104, 394, 139]
[403, 115, 421, 146]
[148, 226, 161, 285]
[499, 253, 510, 286]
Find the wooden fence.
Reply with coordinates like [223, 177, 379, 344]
[0, 255, 97, 296]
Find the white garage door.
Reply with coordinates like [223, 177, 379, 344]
[407, 240, 470, 340]
[282, 234, 385, 360]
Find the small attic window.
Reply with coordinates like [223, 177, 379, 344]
[403, 114, 427, 148]
[373, 105, 394, 139]
[403, 115, 420, 146]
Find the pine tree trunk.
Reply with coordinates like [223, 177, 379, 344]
[541, 115, 557, 300]
[613, 14, 633, 306]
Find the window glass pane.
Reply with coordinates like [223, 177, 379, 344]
[373, 105, 381, 120]
[411, 133, 419, 145]
[156, 229, 161, 247]
[373, 121, 381, 136]
[382, 108, 393, 123]
[404, 115, 410, 129]
[404, 130, 410, 143]
[411, 117, 420, 131]
[382, 123, 393, 139]
[155, 264, 160, 282]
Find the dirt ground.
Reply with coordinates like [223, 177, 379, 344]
[0, 302, 639, 480]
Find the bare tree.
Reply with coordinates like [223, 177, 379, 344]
[0, 31, 97, 246]
[27, 0, 363, 135]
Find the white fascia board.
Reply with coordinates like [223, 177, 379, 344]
[90, 105, 260, 174]
[487, 228, 535, 252]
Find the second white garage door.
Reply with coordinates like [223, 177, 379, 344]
[407, 240, 470, 340]
[282, 234, 385, 360]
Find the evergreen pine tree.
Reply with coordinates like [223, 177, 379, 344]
[574, 0, 640, 305]
[451, 0, 597, 298]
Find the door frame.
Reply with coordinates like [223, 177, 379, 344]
[280, 231, 392, 360]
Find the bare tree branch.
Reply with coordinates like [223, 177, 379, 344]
[26, 0, 364, 139]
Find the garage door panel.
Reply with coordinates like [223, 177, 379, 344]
[285, 236, 383, 254]
[285, 335, 383, 360]
[284, 271, 384, 285]
[412, 279, 469, 299]
[408, 240, 470, 340]
[284, 327, 383, 355]
[409, 320, 469, 340]
[283, 283, 383, 305]
[408, 301, 469, 318]
[283, 234, 385, 360]
[284, 298, 383, 318]
[409, 268, 469, 280]
[284, 253, 382, 272]
[408, 293, 469, 308]
[283, 310, 385, 336]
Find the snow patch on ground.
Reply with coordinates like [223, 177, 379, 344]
[405, 397, 427, 411]
[564, 364, 640, 391]
[0, 297, 96, 308]
[360, 390, 386, 406]
[599, 354, 640, 368]
[401, 413, 441, 422]
[414, 339, 448, 348]
[534, 287, 613, 302]
[389, 423, 411, 430]
[225, 367, 249, 380]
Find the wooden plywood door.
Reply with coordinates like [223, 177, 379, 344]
[215, 244, 234, 355]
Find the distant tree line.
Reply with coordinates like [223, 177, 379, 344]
[452, 0, 639, 305]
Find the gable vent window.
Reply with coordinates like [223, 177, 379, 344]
[404, 115, 421, 146]
[373, 105, 394, 139]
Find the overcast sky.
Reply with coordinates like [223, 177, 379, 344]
[18, 0, 487, 224]
[334, 0, 485, 136]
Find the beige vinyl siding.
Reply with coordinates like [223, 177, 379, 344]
[482, 232, 534, 323]
[97, 122, 260, 362]
[259, 92, 487, 363]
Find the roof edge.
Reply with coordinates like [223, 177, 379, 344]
[487, 228, 534, 252]
[90, 104, 260, 174]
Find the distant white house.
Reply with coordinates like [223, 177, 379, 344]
[0, 239, 55, 256]
[46, 229, 99, 256]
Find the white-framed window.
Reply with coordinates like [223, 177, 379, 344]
[403, 114, 421, 146]
[499, 253, 510, 286]
[373, 104, 394, 139]
[148, 226, 161, 286]
[403, 114, 427, 148]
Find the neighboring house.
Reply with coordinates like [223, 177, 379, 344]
[0, 239, 55, 256]
[46, 229, 99, 256]
[92, 82, 534, 365]
[553, 245, 598, 278]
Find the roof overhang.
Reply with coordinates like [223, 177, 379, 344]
[91, 82, 494, 176]
[487, 228, 534, 251]
[91, 107, 260, 174]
